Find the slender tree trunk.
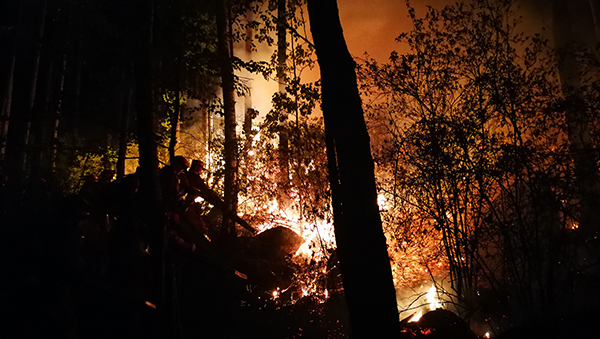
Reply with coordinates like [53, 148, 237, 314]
[168, 3, 183, 163]
[216, 0, 238, 241]
[52, 25, 81, 182]
[45, 54, 67, 173]
[0, 1, 19, 156]
[307, 1, 401, 337]
[1, 42, 16, 158]
[29, 40, 53, 177]
[68, 36, 82, 151]
[244, 11, 254, 152]
[132, 1, 170, 337]
[117, 70, 132, 181]
[277, 0, 290, 210]
[168, 83, 180, 162]
[244, 10, 254, 135]
[29, 0, 59, 177]
[5, 0, 47, 184]
[56, 3, 83, 181]
[589, 0, 600, 40]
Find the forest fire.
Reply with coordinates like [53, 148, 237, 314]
[5, 0, 600, 337]
[249, 200, 336, 305]
[244, 189, 452, 316]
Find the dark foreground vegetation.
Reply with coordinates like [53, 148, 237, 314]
[0, 173, 350, 338]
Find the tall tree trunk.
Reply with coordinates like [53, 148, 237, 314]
[0, 58, 15, 156]
[552, 0, 600, 235]
[168, 3, 183, 163]
[116, 70, 132, 181]
[29, 39, 53, 177]
[244, 11, 254, 151]
[277, 0, 290, 210]
[216, 0, 238, 241]
[44, 55, 67, 174]
[0, 1, 19, 156]
[307, 1, 401, 337]
[55, 2, 83, 182]
[5, 0, 47, 184]
[29, 0, 60, 178]
[131, 0, 170, 337]
[589, 0, 600, 40]
[168, 83, 180, 162]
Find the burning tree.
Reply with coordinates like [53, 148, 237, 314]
[359, 0, 600, 333]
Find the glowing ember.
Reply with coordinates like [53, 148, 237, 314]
[408, 311, 423, 322]
[194, 196, 204, 203]
[567, 219, 579, 230]
[234, 270, 247, 279]
[484, 332, 491, 338]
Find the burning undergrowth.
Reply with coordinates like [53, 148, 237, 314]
[244, 202, 337, 306]
[240, 193, 455, 320]
[234, 204, 349, 337]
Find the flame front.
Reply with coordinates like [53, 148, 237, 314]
[426, 285, 441, 311]
[408, 311, 423, 323]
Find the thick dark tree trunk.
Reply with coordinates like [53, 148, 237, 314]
[307, 1, 400, 337]
[216, 0, 238, 241]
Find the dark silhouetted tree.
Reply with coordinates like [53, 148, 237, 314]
[308, 0, 401, 337]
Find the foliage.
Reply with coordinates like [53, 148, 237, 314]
[66, 146, 118, 192]
[358, 0, 596, 329]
